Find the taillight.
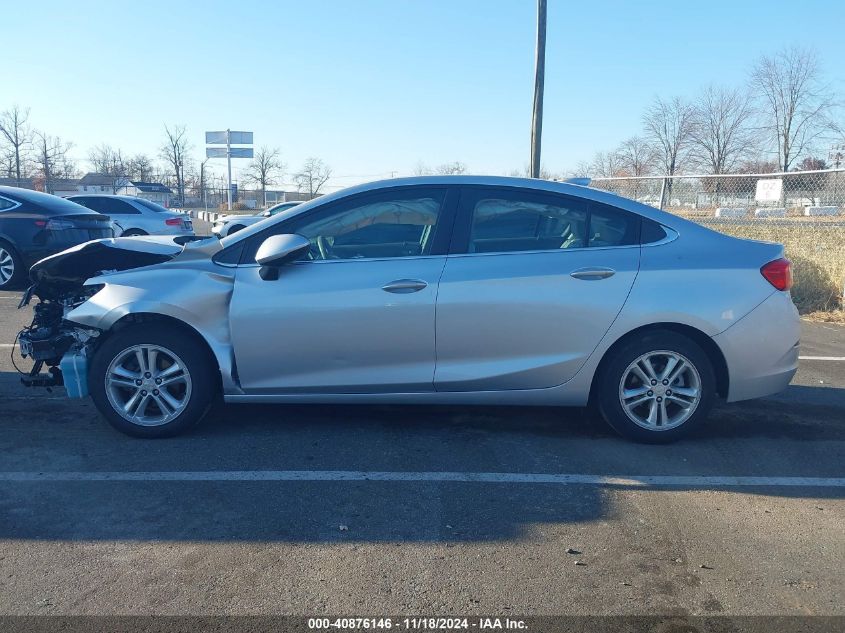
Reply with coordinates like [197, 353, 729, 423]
[165, 218, 183, 226]
[39, 218, 76, 230]
[761, 258, 793, 291]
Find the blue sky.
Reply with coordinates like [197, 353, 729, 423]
[5, 0, 844, 190]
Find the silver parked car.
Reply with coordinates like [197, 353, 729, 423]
[18, 176, 799, 441]
[67, 195, 194, 237]
[211, 201, 302, 237]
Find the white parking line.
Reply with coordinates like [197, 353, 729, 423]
[0, 470, 842, 488]
[799, 356, 845, 361]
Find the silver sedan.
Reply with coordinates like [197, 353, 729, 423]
[67, 195, 194, 237]
[20, 176, 799, 442]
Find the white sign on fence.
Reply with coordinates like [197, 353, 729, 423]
[755, 178, 783, 203]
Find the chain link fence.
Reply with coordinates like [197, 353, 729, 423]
[589, 169, 845, 313]
[175, 186, 312, 212]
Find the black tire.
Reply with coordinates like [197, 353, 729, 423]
[121, 229, 148, 237]
[89, 323, 218, 438]
[227, 224, 245, 236]
[596, 331, 715, 443]
[0, 239, 26, 290]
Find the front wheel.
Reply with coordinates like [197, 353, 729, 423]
[0, 240, 25, 290]
[596, 331, 715, 443]
[89, 324, 217, 437]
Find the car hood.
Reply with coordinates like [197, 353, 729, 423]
[29, 235, 217, 299]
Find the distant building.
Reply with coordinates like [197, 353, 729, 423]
[78, 173, 173, 205]
[78, 172, 126, 193]
[0, 176, 81, 196]
[115, 181, 173, 206]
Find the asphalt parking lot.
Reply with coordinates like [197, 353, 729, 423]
[0, 282, 843, 617]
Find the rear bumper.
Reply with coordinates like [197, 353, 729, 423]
[713, 291, 800, 403]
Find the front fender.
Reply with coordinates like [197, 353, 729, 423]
[66, 267, 242, 394]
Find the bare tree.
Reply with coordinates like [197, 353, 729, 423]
[242, 146, 284, 206]
[751, 46, 836, 172]
[435, 161, 468, 175]
[689, 86, 756, 175]
[643, 96, 694, 177]
[159, 124, 191, 202]
[127, 154, 154, 181]
[508, 163, 555, 179]
[0, 105, 31, 185]
[88, 144, 128, 192]
[413, 161, 432, 176]
[590, 151, 624, 178]
[32, 132, 72, 193]
[293, 158, 331, 199]
[616, 136, 656, 177]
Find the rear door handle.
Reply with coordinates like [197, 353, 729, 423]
[570, 267, 615, 280]
[382, 279, 428, 293]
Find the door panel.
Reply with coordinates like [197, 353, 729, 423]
[434, 184, 641, 392]
[231, 257, 447, 393]
[435, 248, 638, 391]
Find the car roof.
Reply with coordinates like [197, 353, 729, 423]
[306, 175, 701, 230]
[0, 185, 100, 213]
[67, 194, 140, 201]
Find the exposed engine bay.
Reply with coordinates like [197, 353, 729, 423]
[15, 237, 191, 390]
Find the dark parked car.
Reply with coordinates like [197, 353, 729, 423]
[0, 186, 114, 289]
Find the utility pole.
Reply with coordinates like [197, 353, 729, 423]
[529, 0, 547, 179]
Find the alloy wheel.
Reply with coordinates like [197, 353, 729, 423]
[105, 344, 193, 426]
[618, 350, 702, 431]
[0, 247, 14, 284]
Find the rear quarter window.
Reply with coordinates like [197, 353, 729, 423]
[587, 203, 640, 247]
[641, 218, 668, 244]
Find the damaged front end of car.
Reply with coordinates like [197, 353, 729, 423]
[15, 237, 188, 394]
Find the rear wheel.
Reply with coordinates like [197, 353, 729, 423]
[596, 331, 715, 443]
[121, 229, 148, 237]
[0, 240, 25, 290]
[89, 324, 217, 438]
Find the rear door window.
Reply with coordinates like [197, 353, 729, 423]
[455, 187, 644, 254]
[73, 197, 140, 215]
[460, 188, 590, 254]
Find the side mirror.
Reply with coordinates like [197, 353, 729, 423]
[262, 210, 271, 217]
[255, 233, 311, 268]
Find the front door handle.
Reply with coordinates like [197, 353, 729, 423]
[382, 279, 428, 293]
[570, 267, 615, 280]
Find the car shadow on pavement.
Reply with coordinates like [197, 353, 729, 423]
[0, 379, 842, 543]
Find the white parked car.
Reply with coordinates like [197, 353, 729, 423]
[67, 195, 194, 237]
[212, 201, 301, 237]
